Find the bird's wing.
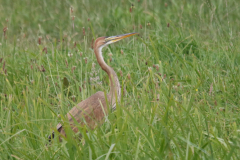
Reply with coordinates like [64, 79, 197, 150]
[60, 91, 109, 134]
[48, 91, 110, 142]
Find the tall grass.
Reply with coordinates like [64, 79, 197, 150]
[0, 0, 240, 159]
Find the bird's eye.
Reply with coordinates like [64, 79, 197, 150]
[105, 37, 112, 42]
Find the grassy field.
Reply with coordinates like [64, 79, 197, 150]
[0, 0, 240, 159]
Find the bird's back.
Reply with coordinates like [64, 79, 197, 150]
[56, 91, 110, 138]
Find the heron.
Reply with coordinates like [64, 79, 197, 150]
[48, 32, 137, 142]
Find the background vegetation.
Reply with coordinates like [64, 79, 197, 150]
[0, 0, 239, 159]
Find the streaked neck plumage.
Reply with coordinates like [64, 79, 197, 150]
[94, 42, 121, 109]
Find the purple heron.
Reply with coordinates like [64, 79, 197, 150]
[48, 32, 137, 142]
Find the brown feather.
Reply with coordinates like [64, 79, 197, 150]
[48, 91, 110, 142]
[60, 92, 109, 135]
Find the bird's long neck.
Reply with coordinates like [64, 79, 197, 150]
[94, 45, 121, 108]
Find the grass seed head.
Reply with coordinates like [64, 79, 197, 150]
[65, 59, 68, 68]
[121, 49, 123, 55]
[127, 73, 131, 80]
[71, 66, 76, 73]
[72, 16, 75, 21]
[3, 61, 5, 70]
[72, 95, 76, 102]
[79, 86, 82, 92]
[38, 37, 42, 45]
[120, 70, 123, 77]
[42, 47, 47, 54]
[68, 52, 73, 57]
[131, 4, 134, 9]
[92, 62, 96, 69]
[3, 26, 8, 36]
[91, 38, 94, 49]
[82, 27, 85, 36]
[209, 83, 213, 95]
[41, 66, 46, 72]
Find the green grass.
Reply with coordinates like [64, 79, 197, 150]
[0, 0, 240, 159]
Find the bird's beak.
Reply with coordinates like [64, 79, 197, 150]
[105, 32, 137, 44]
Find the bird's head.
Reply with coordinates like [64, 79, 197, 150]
[94, 32, 138, 49]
